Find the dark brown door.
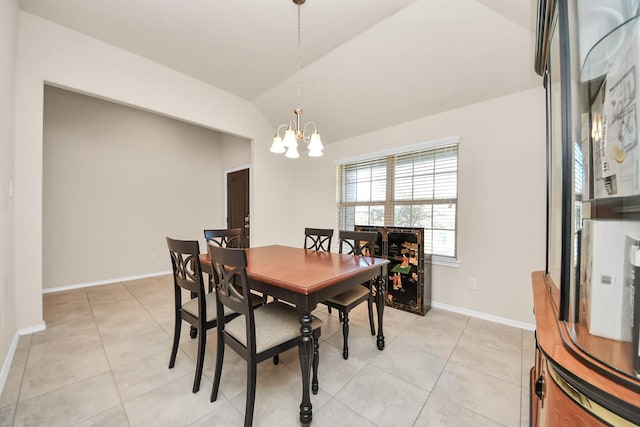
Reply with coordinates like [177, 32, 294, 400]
[227, 168, 250, 247]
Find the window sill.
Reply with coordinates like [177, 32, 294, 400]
[428, 255, 460, 268]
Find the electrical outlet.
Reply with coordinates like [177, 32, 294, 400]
[468, 277, 478, 290]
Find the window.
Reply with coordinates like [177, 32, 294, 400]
[337, 141, 458, 259]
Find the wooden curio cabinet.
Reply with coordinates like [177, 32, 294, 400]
[531, 0, 640, 425]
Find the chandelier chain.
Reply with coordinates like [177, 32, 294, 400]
[269, 0, 322, 158]
[296, 3, 302, 110]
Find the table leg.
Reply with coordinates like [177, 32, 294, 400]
[299, 313, 313, 426]
[312, 335, 319, 394]
[375, 275, 385, 350]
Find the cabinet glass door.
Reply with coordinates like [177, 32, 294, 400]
[543, 0, 640, 381]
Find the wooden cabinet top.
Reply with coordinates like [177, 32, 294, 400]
[532, 271, 640, 422]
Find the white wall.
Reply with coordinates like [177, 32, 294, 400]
[0, 0, 18, 378]
[14, 12, 295, 330]
[13, 10, 545, 334]
[220, 134, 251, 171]
[288, 88, 546, 324]
[42, 86, 248, 288]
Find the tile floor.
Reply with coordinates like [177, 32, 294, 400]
[0, 275, 534, 426]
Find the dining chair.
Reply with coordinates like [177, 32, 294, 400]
[204, 228, 245, 248]
[322, 230, 378, 359]
[208, 244, 322, 427]
[304, 227, 334, 252]
[166, 237, 241, 393]
[304, 227, 334, 317]
[203, 228, 245, 292]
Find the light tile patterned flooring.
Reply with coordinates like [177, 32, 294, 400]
[0, 275, 534, 426]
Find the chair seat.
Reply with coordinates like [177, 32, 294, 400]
[326, 285, 370, 307]
[182, 293, 233, 322]
[225, 301, 322, 354]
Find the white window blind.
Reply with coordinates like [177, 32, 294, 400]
[337, 143, 458, 258]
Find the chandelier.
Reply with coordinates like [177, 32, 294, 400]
[270, 0, 323, 158]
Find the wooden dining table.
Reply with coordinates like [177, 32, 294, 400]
[201, 244, 389, 426]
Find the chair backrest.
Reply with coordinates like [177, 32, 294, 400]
[208, 244, 252, 317]
[204, 228, 245, 248]
[166, 237, 206, 311]
[338, 230, 378, 256]
[208, 243, 259, 352]
[304, 227, 334, 252]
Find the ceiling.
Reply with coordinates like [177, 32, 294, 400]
[18, 0, 540, 143]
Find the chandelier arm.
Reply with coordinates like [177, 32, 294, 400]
[302, 121, 318, 135]
[275, 124, 289, 138]
[301, 121, 318, 142]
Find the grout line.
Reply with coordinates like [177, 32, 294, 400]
[84, 285, 134, 426]
[17, 291, 122, 425]
[411, 314, 523, 425]
[520, 329, 524, 425]
[430, 315, 471, 394]
[8, 334, 31, 426]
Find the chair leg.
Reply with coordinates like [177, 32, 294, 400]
[193, 327, 206, 393]
[273, 354, 279, 365]
[367, 294, 376, 336]
[169, 317, 181, 369]
[210, 331, 225, 402]
[327, 306, 332, 314]
[341, 310, 350, 360]
[312, 333, 319, 395]
[244, 362, 257, 427]
[189, 292, 198, 338]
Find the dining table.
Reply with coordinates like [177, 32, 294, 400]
[200, 244, 389, 426]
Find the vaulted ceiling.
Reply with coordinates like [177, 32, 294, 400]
[18, 0, 540, 143]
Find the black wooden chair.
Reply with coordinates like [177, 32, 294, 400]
[304, 227, 334, 252]
[304, 227, 334, 317]
[166, 237, 238, 393]
[208, 244, 322, 427]
[322, 230, 378, 359]
[204, 228, 245, 249]
[203, 228, 245, 292]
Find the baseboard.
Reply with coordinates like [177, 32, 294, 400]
[0, 321, 47, 397]
[431, 301, 536, 331]
[0, 331, 20, 398]
[19, 321, 46, 335]
[42, 270, 172, 294]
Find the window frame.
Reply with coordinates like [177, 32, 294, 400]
[336, 136, 460, 266]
